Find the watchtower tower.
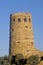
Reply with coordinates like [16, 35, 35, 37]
[9, 13, 35, 57]
[9, 13, 43, 58]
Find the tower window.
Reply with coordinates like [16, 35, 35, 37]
[12, 28, 14, 32]
[17, 41, 20, 43]
[29, 18, 31, 22]
[24, 18, 27, 22]
[13, 18, 15, 22]
[31, 42, 33, 44]
[18, 18, 21, 22]
[27, 50, 29, 52]
[25, 26, 28, 28]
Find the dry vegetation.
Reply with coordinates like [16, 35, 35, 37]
[0, 54, 42, 65]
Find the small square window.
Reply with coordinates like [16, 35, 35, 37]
[13, 18, 15, 22]
[27, 50, 29, 52]
[17, 41, 20, 43]
[25, 26, 28, 28]
[31, 42, 33, 44]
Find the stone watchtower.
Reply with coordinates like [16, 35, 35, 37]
[9, 13, 43, 59]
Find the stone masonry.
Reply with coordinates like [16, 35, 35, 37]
[9, 13, 43, 65]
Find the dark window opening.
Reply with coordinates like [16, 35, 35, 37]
[18, 18, 21, 22]
[24, 18, 27, 22]
[27, 50, 29, 52]
[12, 29, 14, 32]
[17, 41, 20, 43]
[31, 42, 33, 44]
[13, 18, 15, 22]
[29, 18, 31, 22]
[41, 56, 43, 61]
[25, 26, 28, 28]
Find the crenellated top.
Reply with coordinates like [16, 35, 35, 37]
[11, 12, 31, 17]
[10, 12, 32, 23]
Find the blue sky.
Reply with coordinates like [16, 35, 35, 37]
[0, 0, 43, 56]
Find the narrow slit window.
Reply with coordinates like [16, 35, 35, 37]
[29, 18, 31, 22]
[12, 28, 14, 32]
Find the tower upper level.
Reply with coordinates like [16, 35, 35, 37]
[11, 13, 32, 24]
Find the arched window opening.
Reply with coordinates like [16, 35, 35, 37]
[13, 18, 15, 22]
[24, 18, 27, 22]
[18, 18, 21, 22]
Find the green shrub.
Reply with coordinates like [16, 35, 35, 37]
[26, 55, 40, 65]
[15, 54, 24, 65]
[0, 54, 41, 65]
[15, 54, 24, 60]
